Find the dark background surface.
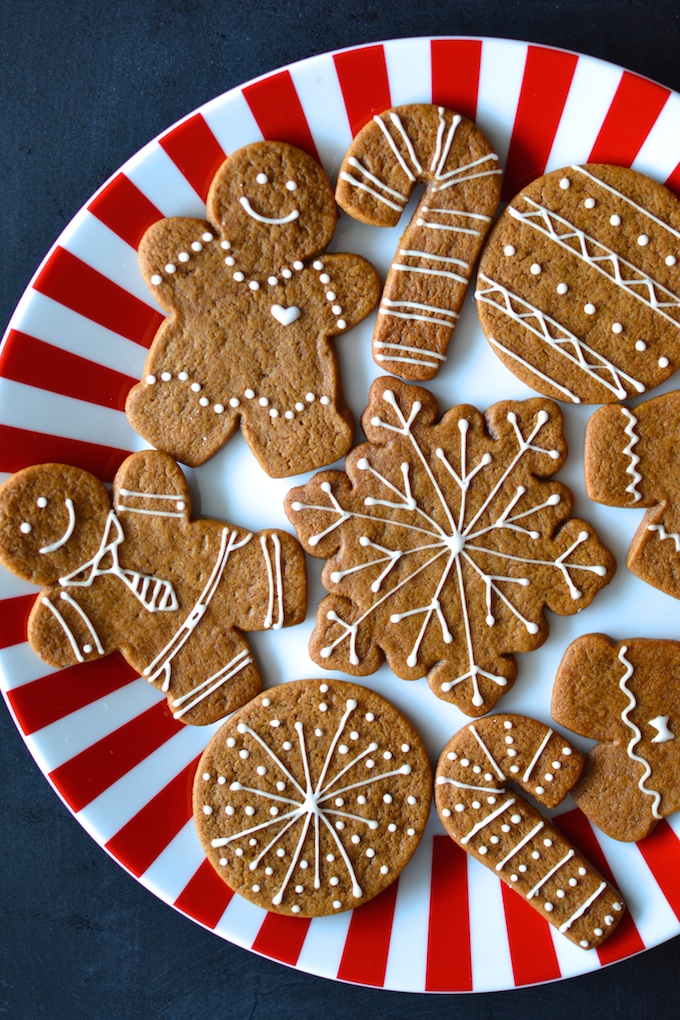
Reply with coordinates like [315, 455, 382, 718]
[2, 1, 680, 1017]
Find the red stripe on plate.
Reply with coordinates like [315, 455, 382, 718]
[430, 38, 482, 122]
[635, 819, 680, 920]
[242, 71, 320, 162]
[87, 173, 163, 250]
[333, 45, 391, 137]
[0, 330, 136, 411]
[174, 858, 234, 928]
[664, 163, 680, 199]
[0, 593, 35, 650]
[7, 653, 138, 736]
[0, 424, 130, 481]
[252, 912, 311, 966]
[500, 882, 560, 986]
[49, 698, 181, 813]
[336, 881, 399, 987]
[106, 754, 201, 876]
[426, 836, 472, 991]
[588, 71, 670, 166]
[503, 45, 578, 200]
[554, 808, 644, 964]
[159, 113, 226, 203]
[32, 247, 164, 348]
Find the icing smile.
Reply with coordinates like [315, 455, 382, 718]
[39, 498, 76, 554]
[239, 196, 300, 225]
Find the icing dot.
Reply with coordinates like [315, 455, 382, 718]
[407, 796, 416, 805]
[268, 276, 278, 286]
[556, 890, 565, 899]
[505, 736, 514, 745]
[335, 798, 344, 807]
[320, 395, 330, 405]
[635, 340, 647, 351]
[202, 772, 211, 781]
[455, 804, 465, 813]
[543, 838, 553, 847]
[202, 232, 213, 242]
[269, 408, 279, 418]
[584, 303, 596, 315]
[256, 766, 266, 776]
[510, 874, 518, 882]
[226, 737, 236, 747]
[332, 305, 342, 314]
[295, 885, 304, 894]
[326, 855, 335, 863]
[295, 401, 305, 412]
[265, 867, 273, 876]
[530, 263, 542, 275]
[544, 774, 553, 782]
[225, 806, 234, 816]
[261, 697, 270, 706]
[256, 173, 268, 184]
[339, 745, 349, 755]
[613, 902, 622, 911]
[479, 846, 488, 855]
[580, 940, 590, 948]
[511, 815, 521, 824]
[319, 274, 331, 284]
[314, 728, 322, 737]
[504, 721, 513, 730]
[578, 867, 587, 876]
[510, 765, 519, 773]
[281, 268, 292, 279]
[217, 776, 226, 785]
[326, 291, 336, 301]
[612, 322, 623, 334]
[191, 382, 201, 393]
[313, 260, 324, 270]
[366, 849, 375, 858]
[225, 256, 235, 266]
[239, 749, 249, 760]
[285, 410, 294, 419]
[584, 197, 596, 209]
[146, 375, 156, 385]
[401, 743, 410, 753]
[383, 752, 392, 760]
[293, 260, 304, 271]
[507, 749, 517, 758]
[531, 851, 541, 860]
[306, 392, 315, 402]
[151, 274, 163, 285]
[191, 241, 202, 252]
[380, 865, 389, 874]
[259, 396, 269, 407]
[490, 835, 499, 844]
[544, 902, 554, 912]
[472, 801, 481, 810]
[220, 241, 231, 250]
[37, 497, 47, 508]
[270, 807, 280, 817]
[503, 244, 516, 256]
[666, 255, 677, 266]
[83, 644, 92, 654]
[442, 808, 451, 817]
[659, 356, 670, 368]
[330, 877, 339, 886]
[472, 765, 481, 774]
[233, 272, 245, 282]
[460, 759, 470, 767]
[199, 397, 209, 407]
[320, 683, 329, 692]
[357, 796, 366, 805]
[594, 927, 603, 937]
[351, 835, 360, 844]
[202, 805, 213, 815]
[244, 806, 255, 816]
[319, 702, 328, 712]
[366, 760, 375, 769]
[638, 234, 649, 246]
[276, 782, 285, 791]
[276, 848, 285, 856]
[610, 214, 621, 226]
[286, 181, 298, 191]
[535, 786, 545, 795]
[556, 282, 568, 295]
[552, 762, 561, 770]
[337, 320, 347, 329]
[559, 177, 570, 189]
[178, 371, 189, 381]
[19, 522, 31, 534]
[270, 719, 280, 727]
[333, 901, 342, 910]
[518, 864, 527, 873]
[178, 252, 190, 263]
[563, 748, 572, 756]
[335, 821, 345, 830]
[291, 906, 301, 914]
[487, 797, 496, 805]
[447, 752, 457, 760]
[249, 281, 259, 291]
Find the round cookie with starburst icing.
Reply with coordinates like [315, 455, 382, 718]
[193, 678, 432, 916]
[476, 164, 680, 404]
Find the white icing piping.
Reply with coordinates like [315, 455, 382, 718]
[526, 849, 575, 899]
[39, 498, 75, 554]
[260, 534, 284, 631]
[461, 797, 516, 845]
[573, 165, 680, 241]
[650, 715, 674, 743]
[59, 591, 104, 655]
[41, 595, 84, 663]
[495, 820, 545, 872]
[647, 522, 680, 551]
[239, 196, 299, 224]
[618, 645, 662, 819]
[621, 408, 642, 504]
[172, 649, 253, 720]
[522, 727, 554, 783]
[559, 881, 607, 933]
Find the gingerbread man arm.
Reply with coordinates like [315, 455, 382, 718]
[112, 450, 192, 521]
[27, 584, 116, 667]
[310, 253, 381, 336]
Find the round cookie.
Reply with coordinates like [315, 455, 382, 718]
[476, 164, 680, 404]
[193, 678, 432, 916]
[434, 714, 626, 950]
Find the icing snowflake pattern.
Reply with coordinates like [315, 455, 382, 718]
[287, 378, 615, 715]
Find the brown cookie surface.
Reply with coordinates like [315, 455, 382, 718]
[193, 678, 432, 916]
[585, 391, 680, 600]
[336, 104, 501, 381]
[0, 452, 307, 724]
[126, 141, 381, 478]
[476, 164, 680, 404]
[434, 714, 626, 950]
[553, 634, 680, 842]
[285, 376, 615, 716]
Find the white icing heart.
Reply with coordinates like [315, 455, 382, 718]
[271, 304, 301, 326]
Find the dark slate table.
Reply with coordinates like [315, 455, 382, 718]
[2, 2, 680, 1016]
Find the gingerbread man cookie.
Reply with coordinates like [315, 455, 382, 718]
[553, 635, 680, 842]
[476, 165, 680, 404]
[0, 452, 307, 724]
[336, 104, 501, 380]
[434, 714, 626, 949]
[585, 390, 680, 600]
[285, 377, 615, 716]
[126, 142, 381, 478]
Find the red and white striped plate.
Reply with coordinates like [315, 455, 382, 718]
[3, 37, 680, 991]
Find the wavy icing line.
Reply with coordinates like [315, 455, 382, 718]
[618, 645, 662, 819]
[621, 408, 642, 504]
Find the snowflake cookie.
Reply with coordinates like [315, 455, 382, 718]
[553, 635, 680, 842]
[434, 714, 626, 949]
[476, 164, 680, 404]
[585, 391, 680, 601]
[126, 141, 381, 478]
[285, 377, 616, 716]
[193, 678, 432, 916]
[0, 451, 306, 724]
[336, 103, 501, 381]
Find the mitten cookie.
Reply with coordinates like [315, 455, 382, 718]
[585, 391, 680, 600]
[476, 164, 680, 404]
[285, 376, 615, 716]
[126, 141, 381, 478]
[434, 715, 626, 949]
[336, 104, 501, 380]
[193, 678, 432, 916]
[0, 452, 306, 724]
[553, 634, 680, 841]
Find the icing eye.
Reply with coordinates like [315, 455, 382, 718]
[37, 497, 47, 508]
[256, 173, 268, 185]
[285, 180, 297, 191]
[20, 522, 32, 534]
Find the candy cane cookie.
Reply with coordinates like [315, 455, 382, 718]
[434, 714, 626, 949]
[335, 104, 501, 381]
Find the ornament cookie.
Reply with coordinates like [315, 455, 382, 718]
[476, 164, 680, 404]
[126, 141, 381, 478]
[336, 104, 501, 380]
[585, 391, 680, 600]
[434, 714, 626, 949]
[553, 634, 680, 842]
[0, 452, 306, 724]
[285, 377, 615, 716]
[193, 678, 432, 916]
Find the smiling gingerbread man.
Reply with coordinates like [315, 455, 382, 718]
[126, 142, 381, 478]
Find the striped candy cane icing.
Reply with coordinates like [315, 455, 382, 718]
[336, 104, 501, 381]
[434, 714, 625, 949]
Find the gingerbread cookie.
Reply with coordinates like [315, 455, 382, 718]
[476, 164, 680, 404]
[585, 391, 680, 600]
[126, 141, 381, 478]
[434, 714, 626, 949]
[336, 104, 501, 380]
[553, 634, 680, 842]
[193, 678, 432, 916]
[0, 452, 306, 724]
[285, 377, 615, 716]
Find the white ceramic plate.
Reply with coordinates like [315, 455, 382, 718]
[2, 37, 680, 991]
